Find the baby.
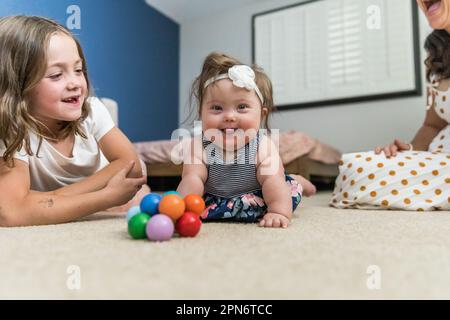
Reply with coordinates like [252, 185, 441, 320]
[177, 52, 315, 228]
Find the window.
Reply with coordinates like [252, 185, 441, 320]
[252, 0, 421, 109]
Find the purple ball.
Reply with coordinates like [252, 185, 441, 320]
[146, 214, 174, 241]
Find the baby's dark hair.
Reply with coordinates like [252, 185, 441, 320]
[424, 29, 450, 82]
[189, 52, 274, 129]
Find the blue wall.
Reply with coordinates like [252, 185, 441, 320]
[0, 0, 179, 142]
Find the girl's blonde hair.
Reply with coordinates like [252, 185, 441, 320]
[189, 52, 275, 129]
[0, 15, 91, 167]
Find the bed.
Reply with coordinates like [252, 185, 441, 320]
[100, 99, 340, 186]
[133, 130, 341, 190]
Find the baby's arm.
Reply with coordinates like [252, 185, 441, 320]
[54, 127, 144, 197]
[176, 137, 207, 197]
[0, 159, 146, 227]
[177, 163, 207, 197]
[257, 135, 292, 228]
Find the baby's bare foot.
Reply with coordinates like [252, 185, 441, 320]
[290, 174, 316, 197]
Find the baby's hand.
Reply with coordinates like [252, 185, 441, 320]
[259, 213, 290, 228]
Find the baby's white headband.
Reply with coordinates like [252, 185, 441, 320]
[203, 65, 264, 105]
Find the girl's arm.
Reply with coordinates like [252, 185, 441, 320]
[53, 127, 144, 196]
[0, 159, 146, 227]
[176, 137, 207, 197]
[256, 136, 292, 228]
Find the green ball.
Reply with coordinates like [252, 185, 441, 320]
[128, 213, 151, 239]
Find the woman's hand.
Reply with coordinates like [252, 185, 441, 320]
[104, 161, 147, 207]
[374, 139, 412, 158]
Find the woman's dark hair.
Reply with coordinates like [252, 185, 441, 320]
[424, 29, 450, 82]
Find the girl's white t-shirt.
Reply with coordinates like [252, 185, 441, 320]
[0, 97, 115, 191]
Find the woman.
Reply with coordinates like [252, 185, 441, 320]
[330, 0, 450, 211]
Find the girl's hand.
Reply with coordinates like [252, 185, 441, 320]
[259, 212, 290, 228]
[105, 161, 147, 207]
[374, 139, 412, 158]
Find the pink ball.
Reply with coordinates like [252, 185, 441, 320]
[146, 214, 174, 241]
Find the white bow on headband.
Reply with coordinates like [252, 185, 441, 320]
[203, 65, 264, 104]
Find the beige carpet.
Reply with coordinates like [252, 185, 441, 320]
[1, 191, 450, 299]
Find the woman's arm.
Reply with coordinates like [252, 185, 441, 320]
[257, 136, 292, 228]
[54, 127, 144, 197]
[0, 159, 146, 227]
[375, 91, 447, 157]
[410, 104, 447, 151]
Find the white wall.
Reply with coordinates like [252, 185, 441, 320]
[179, 0, 432, 153]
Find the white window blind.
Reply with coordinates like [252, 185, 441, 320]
[253, 0, 419, 108]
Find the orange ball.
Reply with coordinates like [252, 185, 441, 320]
[184, 194, 205, 215]
[158, 194, 185, 221]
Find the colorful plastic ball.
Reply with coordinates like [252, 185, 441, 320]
[162, 190, 181, 197]
[184, 194, 205, 215]
[140, 193, 162, 216]
[126, 205, 142, 222]
[128, 213, 151, 239]
[175, 212, 202, 237]
[146, 214, 174, 241]
[158, 194, 185, 221]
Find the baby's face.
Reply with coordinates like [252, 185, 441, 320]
[417, 0, 450, 30]
[201, 79, 266, 150]
[28, 33, 87, 133]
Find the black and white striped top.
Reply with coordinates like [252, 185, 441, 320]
[203, 133, 262, 198]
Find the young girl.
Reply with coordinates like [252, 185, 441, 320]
[0, 16, 149, 227]
[176, 52, 315, 228]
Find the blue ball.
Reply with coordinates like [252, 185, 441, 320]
[162, 190, 181, 197]
[126, 205, 141, 222]
[140, 193, 162, 215]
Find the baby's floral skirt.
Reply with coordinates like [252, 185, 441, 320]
[201, 175, 302, 222]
